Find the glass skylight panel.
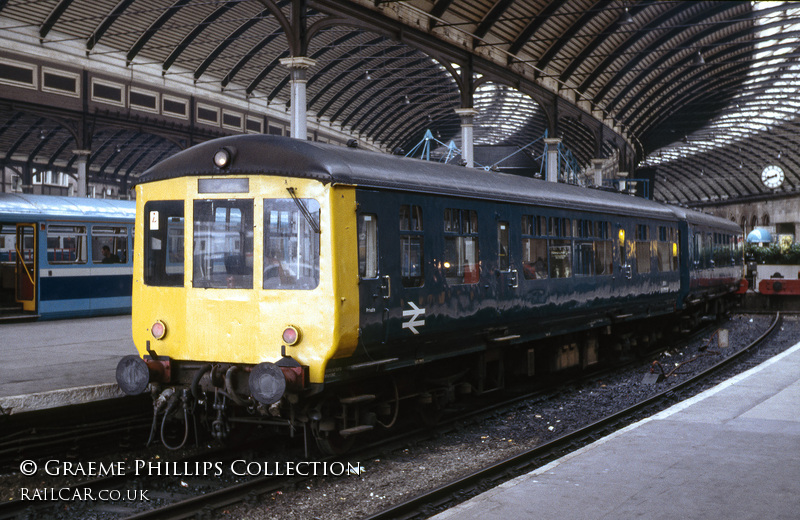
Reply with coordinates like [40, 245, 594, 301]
[644, 2, 800, 168]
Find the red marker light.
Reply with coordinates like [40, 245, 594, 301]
[151, 320, 166, 340]
[282, 326, 300, 346]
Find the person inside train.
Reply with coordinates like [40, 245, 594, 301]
[101, 245, 121, 263]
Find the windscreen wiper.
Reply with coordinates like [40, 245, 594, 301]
[286, 187, 320, 234]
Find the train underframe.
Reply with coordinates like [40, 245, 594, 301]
[125, 294, 736, 455]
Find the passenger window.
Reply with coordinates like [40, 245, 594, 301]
[193, 199, 254, 289]
[672, 229, 680, 271]
[263, 198, 320, 290]
[574, 219, 594, 276]
[635, 224, 651, 274]
[656, 226, 677, 272]
[521, 215, 547, 280]
[92, 226, 128, 264]
[443, 208, 479, 285]
[548, 217, 571, 279]
[144, 200, 184, 287]
[400, 205, 424, 287]
[594, 221, 613, 275]
[358, 214, 378, 279]
[46, 225, 87, 264]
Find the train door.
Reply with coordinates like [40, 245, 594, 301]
[495, 218, 518, 310]
[15, 223, 37, 312]
[356, 208, 392, 349]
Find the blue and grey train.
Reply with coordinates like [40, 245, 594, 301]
[115, 135, 743, 452]
[0, 193, 135, 320]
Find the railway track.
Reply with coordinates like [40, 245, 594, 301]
[0, 313, 786, 520]
[0, 396, 153, 473]
[363, 312, 785, 520]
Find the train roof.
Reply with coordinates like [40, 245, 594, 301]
[139, 135, 738, 231]
[0, 193, 135, 222]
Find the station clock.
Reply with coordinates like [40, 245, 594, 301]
[761, 165, 785, 189]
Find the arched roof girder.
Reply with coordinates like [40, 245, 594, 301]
[307, 39, 401, 110]
[617, 40, 755, 127]
[606, 16, 756, 118]
[221, 28, 285, 89]
[193, 7, 275, 80]
[318, 53, 420, 123]
[558, 1, 654, 83]
[87, 129, 127, 170]
[627, 30, 800, 132]
[474, 0, 516, 41]
[576, 1, 700, 96]
[161, 1, 243, 72]
[86, 0, 137, 52]
[305, 32, 380, 92]
[590, 2, 745, 107]
[40, 0, 74, 41]
[508, 0, 566, 56]
[371, 81, 459, 141]
[536, 0, 613, 74]
[126, 0, 192, 65]
[356, 70, 446, 133]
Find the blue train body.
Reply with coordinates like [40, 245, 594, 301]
[0, 193, 135, 320]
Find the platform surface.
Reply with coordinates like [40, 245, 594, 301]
[0, 315, 136, 413]
[434, 341, 800, 520]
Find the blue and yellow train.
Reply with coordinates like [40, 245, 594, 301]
[116, 135, 743, 452]
[0, 193, 135, 320]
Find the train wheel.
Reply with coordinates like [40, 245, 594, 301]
[314, 431, 355, 456]
[311, 398, 355, 455]
[415, 393, 443, 427]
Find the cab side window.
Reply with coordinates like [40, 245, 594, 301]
[144, 200, 184, 287]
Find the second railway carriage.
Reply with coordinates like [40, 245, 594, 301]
[0, 193, 135, 320]
[116, 135, 742, 451]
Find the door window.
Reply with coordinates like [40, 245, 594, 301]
[358, 214, 378, 279]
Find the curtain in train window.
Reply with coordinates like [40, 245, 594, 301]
[263, 198, 319, 290]
[400, 205, 424, 287]
[193, 199, 254, 289]
[443, 208, 479, 285]
[358, 214, 378, 279]
[144, 200, 184, 287]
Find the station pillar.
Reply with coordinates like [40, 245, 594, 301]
[73, 149, 90, 197]
[279, 57, 316, 140]
[544, 138, 562, 182]
[455, 108, 479, 168]
[592, 158, 606, 187]
[618, 171, 629, 192]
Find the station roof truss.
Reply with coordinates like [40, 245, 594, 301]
[0, 1, 799, 206]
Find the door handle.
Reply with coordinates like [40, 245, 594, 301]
[381, 275, 391, 299]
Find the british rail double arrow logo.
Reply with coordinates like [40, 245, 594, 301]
[402, 302, 426, 334]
